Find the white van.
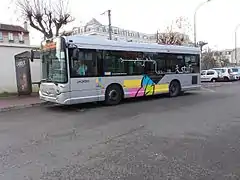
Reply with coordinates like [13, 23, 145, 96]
[212, 67, 237, 81]
[230, 67, 240, 80]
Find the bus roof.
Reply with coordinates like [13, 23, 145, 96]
[63, 35, 200, 55]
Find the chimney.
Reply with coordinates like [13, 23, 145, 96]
[24, 21, 28, 31]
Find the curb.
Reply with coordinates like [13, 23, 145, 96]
[0, 101, 47, 113]
[201, 82, 234, 88]
[201, 84, 222, 88]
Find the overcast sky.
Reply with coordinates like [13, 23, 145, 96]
[1, 0, 240, 50]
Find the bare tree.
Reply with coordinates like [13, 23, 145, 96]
[17, 0, 74, 39]
[220, 58, 230, 67]
[156, 17, 191, 45]
[201, 48, 219, 69]
[214, 51, 230, 67]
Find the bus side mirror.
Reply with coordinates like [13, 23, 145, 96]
[72, 48, 79, 60]
[30, 50, 34, 62]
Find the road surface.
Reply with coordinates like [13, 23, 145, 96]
[0, 83, 240, 180]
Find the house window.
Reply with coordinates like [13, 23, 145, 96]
[8, 32, 14, 41]
[0, 32, 3, 41]
[18, 32, 24, 43]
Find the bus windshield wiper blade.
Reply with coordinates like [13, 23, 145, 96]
[41, 78, 52, 82]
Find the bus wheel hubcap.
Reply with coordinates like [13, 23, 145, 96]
[170, 83, 178, 95]
[109, 90, 118, 101]
[170, 85, 176, 93]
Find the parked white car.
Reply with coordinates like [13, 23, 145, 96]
[230, 67, 240, 80]
[212, 67, 237, 81]
[201, 69, 221, 82]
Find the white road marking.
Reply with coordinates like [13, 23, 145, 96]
[200, 87, 216, 93]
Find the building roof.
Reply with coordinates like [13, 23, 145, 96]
[64, 35, 200, 54]
[0, 23, 29, 33]
[86, 18, 102, 26]
[82, 19, 155, 37]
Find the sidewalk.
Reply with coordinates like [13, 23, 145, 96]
[0, 94, 43, 112]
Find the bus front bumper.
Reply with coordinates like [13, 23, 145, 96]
[39, 91, 70, 105]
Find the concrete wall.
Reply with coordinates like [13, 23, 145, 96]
[0, 44, 40, 93]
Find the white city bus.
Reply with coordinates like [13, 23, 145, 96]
[35, 35, 201, 105]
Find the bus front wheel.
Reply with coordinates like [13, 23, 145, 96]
[104, 84, 123, 105]
[169, 80, 181, 97]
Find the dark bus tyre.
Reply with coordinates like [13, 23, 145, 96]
[104, 84, 123, 105]
[169, 80, 181, 97]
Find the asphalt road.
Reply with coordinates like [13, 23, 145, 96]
[0, 83, 240, 180]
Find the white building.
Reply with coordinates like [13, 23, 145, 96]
[230, 48, 240, 64]
[0, 22, 42, 94]
[0, 43, 40, 93]
[215, 48, 240, 65]
[68, 18, 158, 43]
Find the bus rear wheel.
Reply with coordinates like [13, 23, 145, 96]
[104, 84, 123, 105]
[169, 80, 181, 97]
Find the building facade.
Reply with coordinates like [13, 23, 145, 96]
[0, 22, 41, 93]
[0, 22, 30, 45]
[230, 48, 240, 64]
[68, 18, 158, 43]
[202, 48, 240, 67]
[0, 44, 40, 93]
[215, 49, 240, 65]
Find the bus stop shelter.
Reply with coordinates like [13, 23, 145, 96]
[14, 50, 40, 95]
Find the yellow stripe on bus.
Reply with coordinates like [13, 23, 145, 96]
[154, 84, 169, 93]
[123, 79, 141, 88]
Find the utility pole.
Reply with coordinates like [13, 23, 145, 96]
[108, 10, 112, 40]
[156, 30, 159, 43]
[234, 24, 240, 65]
[101, 10, 112, 40]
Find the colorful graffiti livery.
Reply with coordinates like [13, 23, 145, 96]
[124, 75, 169, 97]
[96, 77, 104, 88]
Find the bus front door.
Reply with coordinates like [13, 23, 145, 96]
[70, 77, 100, 104]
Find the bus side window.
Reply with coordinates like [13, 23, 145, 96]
[143, 52, 155, 74]
[123, 51, 144, 75]
[97, 50, 104, 76]
[69, 49, 98, 77]
[103, 50, 128, 75]
[154, 53, 166, 73]
[184, 55, 200, 73]
[165, 54, 184, 73]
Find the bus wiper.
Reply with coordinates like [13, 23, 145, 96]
[41, 78, 52, 82]
[41, 79, 58, 85]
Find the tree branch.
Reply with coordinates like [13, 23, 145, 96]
[17, 0, 74, 38]
[156, 17, 191, 45]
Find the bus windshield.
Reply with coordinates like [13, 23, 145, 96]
[41, 39, 67, 83]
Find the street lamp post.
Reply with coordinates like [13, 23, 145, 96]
[234, 24, 240, 65]
[194, 0, 211, 46]
[198, 41, 208, 52]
